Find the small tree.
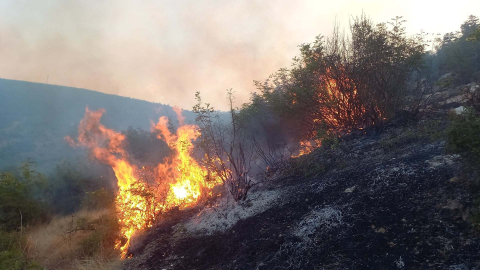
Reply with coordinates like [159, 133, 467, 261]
[448, 107, 480, 166]
[436, 15, 480, 83]
[193, 91, 255, 201]
[0, 169, 47, 231]
[251, 14, 427, 143]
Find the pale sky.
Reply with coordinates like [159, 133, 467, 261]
[0, 0, 478, 110]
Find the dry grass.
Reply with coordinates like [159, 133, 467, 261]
[24, 209, 121, 270]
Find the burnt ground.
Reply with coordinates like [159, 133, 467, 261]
[122, 112, 480, 270]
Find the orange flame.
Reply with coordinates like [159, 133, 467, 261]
[153, 113, 221, 208]
[66, 107, 221, 258]
[291, 139, 322, 158]
[292, 67, 367, 157]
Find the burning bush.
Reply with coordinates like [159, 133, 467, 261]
[66, 107, 223, 258]
[245, 15, 428, 156]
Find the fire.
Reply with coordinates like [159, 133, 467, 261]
[317, 67, 365, 130]
[114, 180, 157, 257]
[172, 186, 188, 199]
[66, 107, 221, 259]
[291, 139, 322, 158]
[292, 67, 366, 157]
[153, 116, 221, 208]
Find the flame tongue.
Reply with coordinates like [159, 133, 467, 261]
[293, 67, 373, 157]
[66, 107, 221, 259]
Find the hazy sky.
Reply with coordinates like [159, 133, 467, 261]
[0, 0, 479, 110]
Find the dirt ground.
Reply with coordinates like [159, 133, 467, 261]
[123, 112, 480, 270]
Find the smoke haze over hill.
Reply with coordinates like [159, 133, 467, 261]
[0, 78, 194, 174]
[0, 0, 479, 110]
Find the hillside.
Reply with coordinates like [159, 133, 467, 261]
[0, 78, 196, 174]
[123, 111, 480, 270]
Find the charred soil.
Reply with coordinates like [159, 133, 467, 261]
[123, 111, 480, 270]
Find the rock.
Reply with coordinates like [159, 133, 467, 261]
[454, 106, 465, 114]
[440, 199, 464, 219]
[468, 83, 479, 93]
[439, 72, 453, 81]
[426, 155, 459, 169]
[443, 199, 462, 210]
[440, 94, 469, 107]
[449, 176, 460, 183]
[428, 79, 471, 109]
[395, 256, 405, 268]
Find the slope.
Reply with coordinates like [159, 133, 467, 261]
[123, 111, 480, 270]
[0, 78, 195, 174]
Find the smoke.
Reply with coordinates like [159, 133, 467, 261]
[0, 0, 478, 110]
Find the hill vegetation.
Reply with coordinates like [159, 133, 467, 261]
[0, 79, 195, 174]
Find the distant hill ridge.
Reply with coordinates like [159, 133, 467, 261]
[0, 78, 196, 173]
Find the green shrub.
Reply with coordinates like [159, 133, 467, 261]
[0, 173, 47, 231]
[316, 129, 339, 150]
[0, 231, 41, 270]
[447, 107, 480, 164]
[0, 230, 19, 254]
[0, 249, 26, 270]
[447, 107, 480, 228]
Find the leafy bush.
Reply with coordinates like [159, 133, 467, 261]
[435, 15, 480, 84]
[447, 107, 480, 227]
[0, 230, 41, 270]
[0, 172, 47, 231]
[238, 14, 428, 156]
[0, 249, 31, 270]
[0, 230, 23, 268]
[0, 161, 50, 269]
[447, 107, 480, 164]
